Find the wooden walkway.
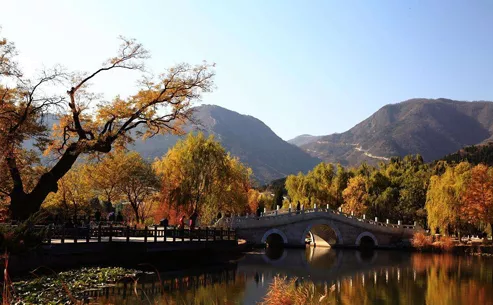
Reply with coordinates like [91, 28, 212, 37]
[45, 225, 236, 245]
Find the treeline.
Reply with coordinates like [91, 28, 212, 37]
[284, 155, 493, 236]
[1, 133, 257, 225]
[285, 155, 430, 226]
[439, 142, 493, 166]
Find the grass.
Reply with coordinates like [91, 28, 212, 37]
[261, 276, 335, 305]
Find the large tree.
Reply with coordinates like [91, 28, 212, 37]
[462, 164, 493, 234]
[0, 31, 214, 219]
[425, 162, 471, 235]
[153, 133, 251, 223]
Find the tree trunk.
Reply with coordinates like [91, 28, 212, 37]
[9, 144, 80, 220]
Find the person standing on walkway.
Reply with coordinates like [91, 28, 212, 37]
[189, 210, 198, 230]
[296, 201, 301, 214]
[179, 215, 185, 230]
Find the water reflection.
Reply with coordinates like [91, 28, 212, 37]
[94, 248, 493, 305]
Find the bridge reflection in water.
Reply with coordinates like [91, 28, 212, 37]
[92, 248, 493, 305]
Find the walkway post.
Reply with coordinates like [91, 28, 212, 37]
[109, 224, 113, 242]
[126, 225, 130, 243]
[74, 227, 78, 244]
[154, 225, 158, 243]
[86, 226, 90, 243]
[144, 226, 148, 243]
[163, 226, 167, 243]
[98, 223, 102, 243]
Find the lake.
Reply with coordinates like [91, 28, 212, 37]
[94, 247, 493, 305]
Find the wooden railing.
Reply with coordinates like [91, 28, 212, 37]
[44, 225, 237, 244]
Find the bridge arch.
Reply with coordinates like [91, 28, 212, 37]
[301, 220, 343, 247]
[261, 228, 288, 246]
[355, 232, 378, 247]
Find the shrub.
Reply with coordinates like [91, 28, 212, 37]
[412, 232, 433, 251]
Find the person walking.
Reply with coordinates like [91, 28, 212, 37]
[296, 201, 301, 214]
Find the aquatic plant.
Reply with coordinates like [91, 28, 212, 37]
[261, 276, 334, 305]
[6, 267, 139, 304]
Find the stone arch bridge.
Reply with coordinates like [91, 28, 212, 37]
[217, 208, 421, 248]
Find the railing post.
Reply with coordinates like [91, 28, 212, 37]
[126, 225, 130, 242]
[98, 223, 102, 243]
[61, 227, 65, 244]
[86, 226, 90, 243]
[47, 225, 52, 244]
[213, 228, 216, 241]
[189, 228, 193, 242]
[173, 228, 176, 242]
[154, 225, 158, 243]
[205, 227, 208, 242]
[221, 228, 224, 240]
[163, 226, 167, 243]
[144, 226, 148, 243]
[74, 226, 78, 244]
[109, 224, 113, 242]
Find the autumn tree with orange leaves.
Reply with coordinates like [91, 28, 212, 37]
[462, 164, 493, 234]
[0, 30, 214, 219]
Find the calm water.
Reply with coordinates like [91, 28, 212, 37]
[95, 248, 493, 305]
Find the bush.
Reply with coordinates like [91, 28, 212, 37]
[412, 232, 433, 251]
[433, 235, 455, 251]
[0, 212, 48, 253]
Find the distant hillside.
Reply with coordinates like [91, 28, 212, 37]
[130, 105, 321, 183]
[439, 142, 493, 166]
[292, 98, 493, 166]
[288, 134, 322, 147]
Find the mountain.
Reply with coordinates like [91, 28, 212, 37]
[130, 105, 321, 183]
[291, 98, 493, 166]
[287, 134, 322, 147]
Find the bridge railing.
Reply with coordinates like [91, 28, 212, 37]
[44, 225, 237, 244]
[227, 207, 418, 230]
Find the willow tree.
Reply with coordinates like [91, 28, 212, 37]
[153, 133, 252, 223]
[0, 31, 214, 219]
[425, 162, 471, 235]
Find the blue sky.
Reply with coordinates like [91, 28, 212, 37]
[2, 0, 493, 140]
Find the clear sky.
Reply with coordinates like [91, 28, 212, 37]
[2, 0, 493, 140]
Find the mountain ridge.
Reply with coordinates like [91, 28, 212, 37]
[290, 98, 493, 166]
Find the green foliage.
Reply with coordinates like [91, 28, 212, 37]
[425, 162, 471, 235]
[153, 133, 252, 223]
[11, 267, 138, 304]
[0, 212, 47, 253]
[285, 155, 430, 224]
